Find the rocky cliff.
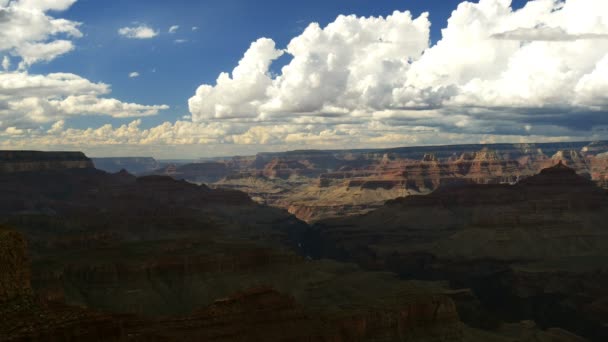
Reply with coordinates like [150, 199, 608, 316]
[0, 151, 93, 173]
[197, 141, 608, 222]
[0, 227, 31, 302]
[0, 150, 593, 341]
[314, 163, 608, 340]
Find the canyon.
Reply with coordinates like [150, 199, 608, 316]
[0, 150, 594, 341]
[312, 162, 608, 341]
[121, 141, 608, 222]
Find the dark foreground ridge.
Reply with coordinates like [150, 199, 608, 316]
[0, 151, 595, 341]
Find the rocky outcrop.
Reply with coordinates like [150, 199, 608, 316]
[0, 151, 93, 173]
[0, 227, 31, 301]
[205, 142, 608, 222]
[0, 228, 125, 342]
[126, 286, 462, 341]
[262, 158, 325, 179]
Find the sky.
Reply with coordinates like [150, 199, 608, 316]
[1, 0, 607, 158]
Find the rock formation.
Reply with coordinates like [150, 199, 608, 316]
[314, 163, 608, 340]
[0, 227, 31, 301]
[0, 151, 93, 173]
[0, 151, 593, 341]
[206, 141, 608, 222]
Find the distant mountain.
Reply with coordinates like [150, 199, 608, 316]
[147, 141, 608, 222]
[92, 157, 160, 174]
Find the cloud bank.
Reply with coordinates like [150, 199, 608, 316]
[0, 0, 168, 130]
[185, 0, 608, 146]
[2, 0, 608, 157]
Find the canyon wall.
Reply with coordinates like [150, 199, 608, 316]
[0, 151, 93, 173]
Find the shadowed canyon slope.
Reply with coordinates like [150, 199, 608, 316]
[0, 150, 591, 341]
[0, 151, 466, 341]
[140, 141, 608, 222]
[313, 162, 608, 341]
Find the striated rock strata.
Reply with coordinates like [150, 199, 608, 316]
[0, 151, 93, 173]
[314, 163, 608, 341]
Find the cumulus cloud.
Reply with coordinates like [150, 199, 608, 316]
[0, 72, 169, 128]
[187, 0, 608, 144]
[189, 38, 284, 120]
[0, 117, 594, 158]
[4, 0, 608, 156]
[169, 25, 179, 33]
[0, 1, 169, 130]
[0, 0, 82, 67]
[1, 56, 9, 71]
[129, 71, 140, 78]
[189, 11, 430, 121]
[118, 25, 159, 39]
[492, 26, 608, 41]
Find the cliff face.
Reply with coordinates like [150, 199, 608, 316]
[127, 286, 463, 342]
[175, 141, 608, 222]
[0, 158, 469, 342]
[0, 151, 93, 173]
[0, 151, 593, 341]
[0, 228, 125, 342]
[0, 227, 31, 302]
[314, 164, 608, 341]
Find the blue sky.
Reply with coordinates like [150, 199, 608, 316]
[1, 0, 607, 158]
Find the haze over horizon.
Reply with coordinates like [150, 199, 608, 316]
[1, 0, 608, 158]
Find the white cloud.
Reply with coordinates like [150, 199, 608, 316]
[187, 0, 608, 141]
[189, 38, 284, 120]
[189, 11, 430, 121]
[16, 40, 75, 66]
[492, 26, 608, 41]
[169, 25, 179, 34]
[0, 72, 168, 128]
[5, 127, 24, 135]
[16, 0, 77, 11]
[0, 0, 82, 67]
[1, 56, 9, 71]
[192, 26, 199, 31]
[3, 0, 608, 157]
[174, 39, 188, 44]
[0, 1, 169, 133]
[0, 118, 594, 159]
[129, 71, 140, 78]
[118, 25, 159, 39]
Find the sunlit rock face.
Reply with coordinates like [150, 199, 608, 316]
[202, 141, 608, 222]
